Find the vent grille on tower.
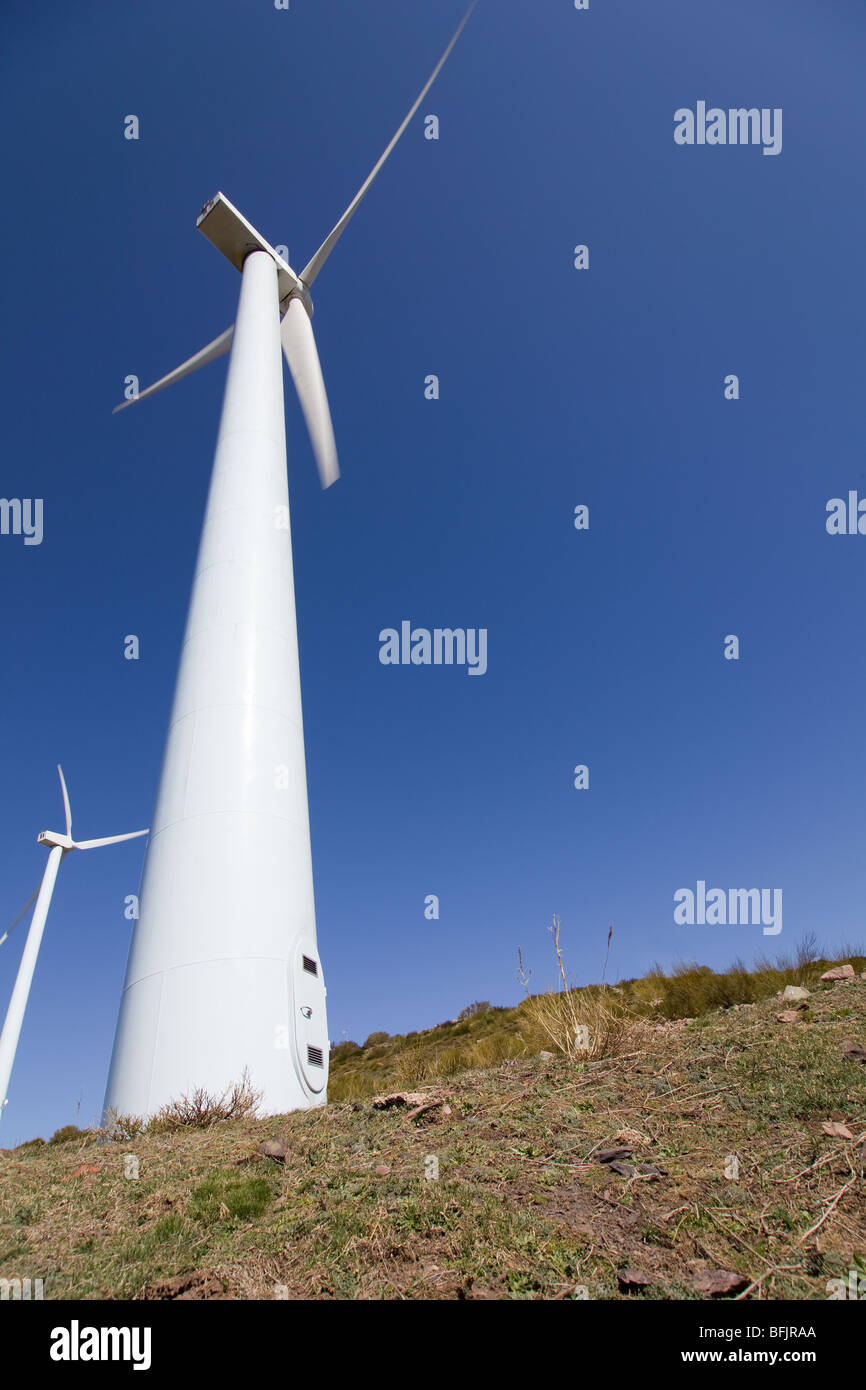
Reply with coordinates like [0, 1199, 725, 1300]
[302, 955, 318, 975]
[307, 1045, 324, 1068]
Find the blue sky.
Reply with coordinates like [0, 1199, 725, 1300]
[1, 0, 863, 1145]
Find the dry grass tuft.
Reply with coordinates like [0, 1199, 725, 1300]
[147, 1069, 262, 1135]
[101, 1112, 147, 1143]
[517, 915, 636, 1060]
[101, 1069, 262, 1142]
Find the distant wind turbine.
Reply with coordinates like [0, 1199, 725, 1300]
[0, 767, 148, 1122]
[105, 5, 476, 1120]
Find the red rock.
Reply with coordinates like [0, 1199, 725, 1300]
[257, 1138, 288, 1162]
[617, 1268, 655, 1291]
[821, 964, 855, 981]
[692, 1269, 750, 1297]
[821, 1122, 854, 1139]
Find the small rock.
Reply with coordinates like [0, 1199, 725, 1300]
[776, 1009, 805, 1023]
[781, 985, 811, 1001]
[842, 1043, 866, 1064]
[538, 1051, 555, 1062]
[372, 1090, 430, 1109]
[373, 1164, 391, 1176]
[257, 1138, 288, 1162]
[821, 1122, 854, 1140]
[692, 1269, 749, 1297]
[607, 1160, 637, 1177]
[821, 964, 855, 982]
[617, 1267, 654, 1291]
[596, 1146, 633, 1164]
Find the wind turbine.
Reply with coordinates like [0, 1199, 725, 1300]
[104, 5, 476, 1121]
[0, 767, 148, 1123]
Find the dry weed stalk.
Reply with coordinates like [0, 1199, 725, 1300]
[517, 916, 627, 1060]
[101, 1068, 262, 1140]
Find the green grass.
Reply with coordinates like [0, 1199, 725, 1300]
[189, 1172, 275, 1225]
[1, 949, 864, 1301]
[733, 1024, 864, 1119]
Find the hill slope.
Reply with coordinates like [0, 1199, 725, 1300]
[2, 967, 864, 1300]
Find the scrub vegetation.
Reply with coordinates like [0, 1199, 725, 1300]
[2, 934, 864, 1301]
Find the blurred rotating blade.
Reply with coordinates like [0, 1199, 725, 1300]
[0, 883, 41, 948]
[280, 298, 340, 489]
[112, 327, 234, 413]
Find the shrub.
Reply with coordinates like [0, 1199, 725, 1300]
[363, 1031, 390, 1047]
[101, 1112, 146, 1142]
[457, 1001, 491, 1021]
[147, 1069, 261, 1135]
[102, 1070, 262, 1141]
[49, 1125, 88, 1145]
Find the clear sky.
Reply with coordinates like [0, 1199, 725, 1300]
[1, 0, 863, 1146]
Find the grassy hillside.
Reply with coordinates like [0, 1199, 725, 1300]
[2, 951, 864, 1300]
[328, 941, 866, 1099]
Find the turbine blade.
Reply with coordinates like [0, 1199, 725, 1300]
[75, 829, 149, 850]
[112, 327, 234, 414]
[57, 764, 72, 837]
[0, 882, 42, 949]
[299, 1, 476, 288]
[281, 298, 340, 489]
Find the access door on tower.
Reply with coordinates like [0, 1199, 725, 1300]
[292, 940, 328, 1094]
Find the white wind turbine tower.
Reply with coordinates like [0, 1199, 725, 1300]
[105, 5, 476, 1120]
[0, 766, 148, 1123]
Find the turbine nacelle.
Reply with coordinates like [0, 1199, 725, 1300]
[37, 767, 149, 854]
[37, 831, 74, 851]
[195, 192, 313, 317]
